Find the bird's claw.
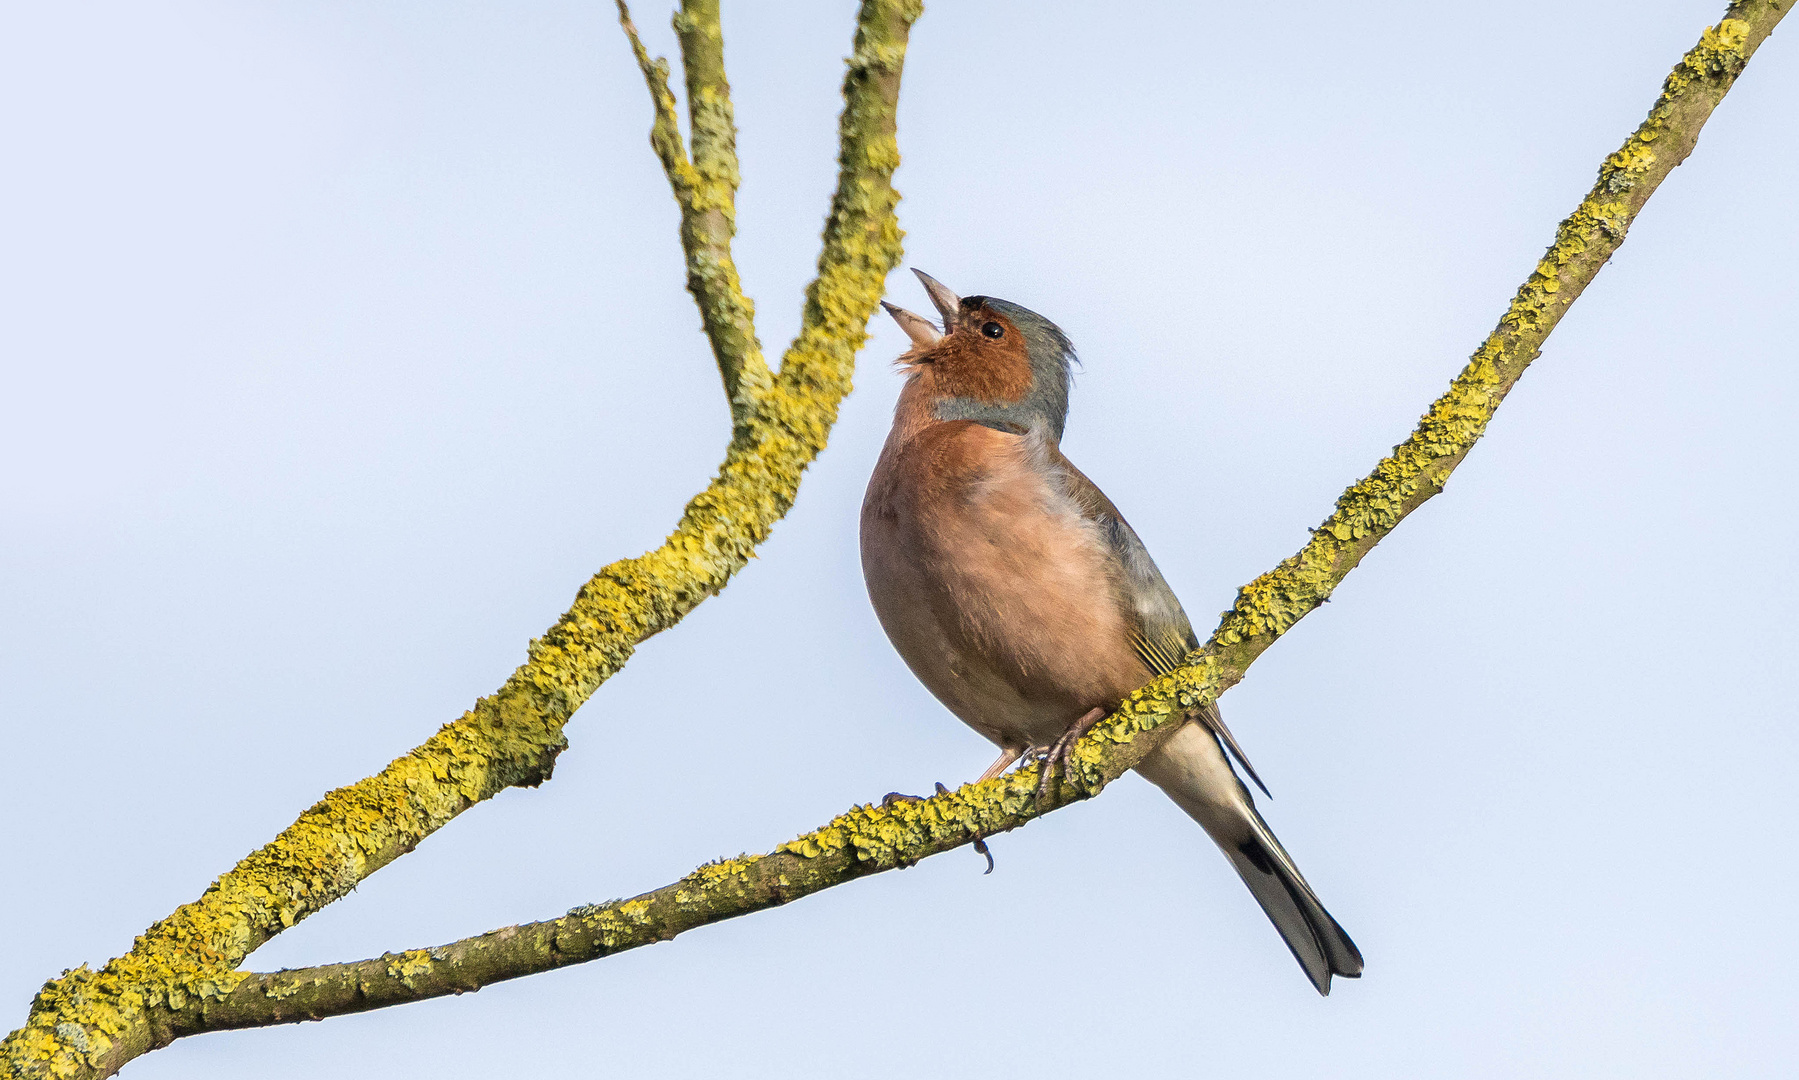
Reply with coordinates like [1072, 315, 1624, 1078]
[1034, 736, 1079, 806]
[1032, 707, 1106, 808]
[1030, 741, 1071, 808]
[972, 836, 995, 874]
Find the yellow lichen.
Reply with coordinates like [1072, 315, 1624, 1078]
[383, 952, 435, 991]
[4, 2, 920, 1077]
[5, 3, 1778, 1076]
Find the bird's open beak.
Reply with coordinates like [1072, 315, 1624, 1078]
[912, 268, 962, 329]
[882, 301, 942, 347]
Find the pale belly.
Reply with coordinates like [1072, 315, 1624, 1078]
[860, 467, 1146, 752]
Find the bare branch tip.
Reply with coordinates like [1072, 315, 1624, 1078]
[615, 0, 644, 52]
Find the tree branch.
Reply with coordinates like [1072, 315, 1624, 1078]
[1, 2, 922, 1077]
[619, 0, 770, 421]
[106, 0, 1790, 1038]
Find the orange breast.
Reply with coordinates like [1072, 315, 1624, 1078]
[861, 419, 1148, 749]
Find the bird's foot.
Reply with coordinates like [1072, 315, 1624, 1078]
[1033, 706, 1108, 808]
[1025, 745, 1055, 804]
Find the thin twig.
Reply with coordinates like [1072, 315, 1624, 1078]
[620, 0, 770, 418]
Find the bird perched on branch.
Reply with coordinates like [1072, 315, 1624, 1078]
[860, 269, 1362, 994]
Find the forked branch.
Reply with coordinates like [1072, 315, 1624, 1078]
[1, 1, 921, 1077]
[86, 0, 1788, 1037]
[619, 0, 769, 418]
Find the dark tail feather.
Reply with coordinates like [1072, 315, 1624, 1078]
[1223, 807, 1363, 995]
[1134, 722, 1362, 995]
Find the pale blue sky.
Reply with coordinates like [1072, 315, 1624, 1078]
[4, 2, 1796, 1076]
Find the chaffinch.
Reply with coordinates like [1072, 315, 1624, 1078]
[861, 270, 1362, 994]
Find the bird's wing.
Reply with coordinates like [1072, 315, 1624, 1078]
[1050, 449, 1271, 798]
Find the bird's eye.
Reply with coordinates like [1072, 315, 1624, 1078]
[981, 321, 1004, 339]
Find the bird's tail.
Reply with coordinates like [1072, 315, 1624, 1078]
[1135, 721, 1363, 995]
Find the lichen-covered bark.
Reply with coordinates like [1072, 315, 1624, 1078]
[159, 774, 1056, 1034]
[79, 0, 1788, 1038]
[0, 2, 922, 1077]
[620, 0, 770, 421]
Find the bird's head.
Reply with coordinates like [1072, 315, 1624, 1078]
[884, 269, 1077, 442]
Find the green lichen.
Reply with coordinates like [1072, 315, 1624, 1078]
[4, 2, 920, 1077]
[382, 952, 435, 991]
[7, 2, 1781, 1074]
[623, 0, 769, 419]
[766, 0, 1784, 914]
[583, 897, 657, 950]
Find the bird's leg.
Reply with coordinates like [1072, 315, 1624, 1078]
[1051, 707, 1109, 772]
[1035, 707, 1108, 807]
[978, 746, 1023, 782]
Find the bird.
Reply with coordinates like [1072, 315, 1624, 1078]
[860, 269, 1363, 995]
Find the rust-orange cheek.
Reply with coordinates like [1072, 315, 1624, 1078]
[921, 313, 1032, 404]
